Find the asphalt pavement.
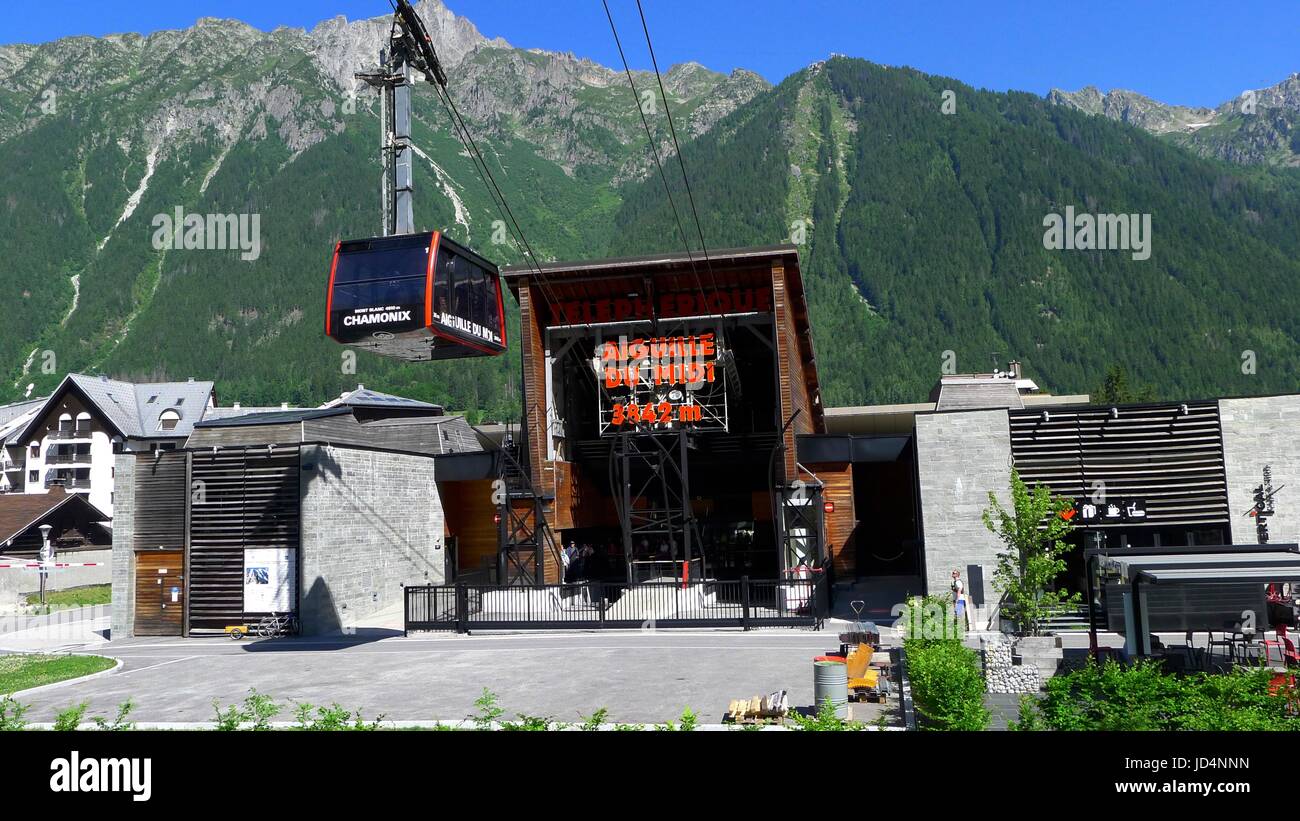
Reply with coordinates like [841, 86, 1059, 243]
[8, 629, 884, 725]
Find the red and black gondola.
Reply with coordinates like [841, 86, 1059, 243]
[325, 231, 507, 361]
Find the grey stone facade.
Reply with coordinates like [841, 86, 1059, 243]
[109, 453, 136, 640]
[1219, 395, 1300, 546]
[915, 408, 1012, 627]
[297, 445, 445, 635]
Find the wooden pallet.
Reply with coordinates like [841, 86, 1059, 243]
[725, 691, 790, 724]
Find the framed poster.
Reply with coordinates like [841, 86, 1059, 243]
[243, 548, 296, 613]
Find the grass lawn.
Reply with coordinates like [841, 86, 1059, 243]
[24, 584, 110, 610]
[0, 654, 117, 694]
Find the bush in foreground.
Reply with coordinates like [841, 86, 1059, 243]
[904, 637, 989, 731]
[1017, 659, 1300, 731]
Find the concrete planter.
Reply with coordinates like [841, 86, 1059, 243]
[1012, 635, 1064, 680]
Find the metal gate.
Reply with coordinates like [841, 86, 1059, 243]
[405, 575, 825, 633]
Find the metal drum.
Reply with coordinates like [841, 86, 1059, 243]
[813, 660, 849, 719]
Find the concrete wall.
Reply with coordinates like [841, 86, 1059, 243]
[915, 409, 1012, 628]
[298, 445, 445, 635]
[110, 453, 135, 640]
[1220, 395, 1300, 546]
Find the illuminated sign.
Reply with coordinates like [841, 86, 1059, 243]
[598, 331, 728, 434]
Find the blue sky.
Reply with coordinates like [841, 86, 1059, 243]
[4, 1, 1299, 107]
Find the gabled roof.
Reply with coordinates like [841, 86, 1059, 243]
[0, 487, 111, 548]
[12, 374, 216, 443]
[0, 398, 46, 445]
[322, 385, 443, 413]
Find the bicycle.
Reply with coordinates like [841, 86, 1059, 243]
[256, 611, 299, 638]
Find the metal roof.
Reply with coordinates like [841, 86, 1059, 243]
[1141, 566, 1300, 584]
[322, 386, 443, 412]
[193, 407, 352, 428]
[0, 398, 46, 445]
[202, 406, 315, 421]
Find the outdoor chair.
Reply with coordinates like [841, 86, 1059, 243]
[1205, 630, 1236, 672]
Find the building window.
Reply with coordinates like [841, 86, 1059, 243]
[158, 409, 181, 432]
[75, 412, 92, 434]
[28, 470, 37, 483]
[29, 443, 38, 458]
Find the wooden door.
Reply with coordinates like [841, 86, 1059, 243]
[134, 550, 184, 636]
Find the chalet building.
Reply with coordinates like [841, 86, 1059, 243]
[0, 374, 215, 517]
[0, 487, 111, 558]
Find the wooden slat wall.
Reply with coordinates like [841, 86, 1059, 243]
[771, 263, 799, 481]
[440, 480, 498, 577]
[1009, 403, 1230, 527]
[807, 462, 855, 576]
[519, 282, 548, 492]
[133, 452, 188, 551]
[187, 423, 303, 449]
[188, 447, 301, 629]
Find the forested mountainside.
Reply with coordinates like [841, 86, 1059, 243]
[2, 3, 1298, 418]
[611, 58, 1300, 405]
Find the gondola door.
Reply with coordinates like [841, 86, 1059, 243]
[134, 550, 184, 636]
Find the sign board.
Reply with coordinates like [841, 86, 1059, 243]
[243, 548, 297, 613]
[556, 287, 772, 326]
[1075, 498, 1147, 524]
[598, 331, 728, 435]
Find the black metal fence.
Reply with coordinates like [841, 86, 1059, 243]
[404, 576, 826, 633]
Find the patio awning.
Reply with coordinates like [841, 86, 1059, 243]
[1096, 544, 1300, 657]
[1102, 546, 1300, 585]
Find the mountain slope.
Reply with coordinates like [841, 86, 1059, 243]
[0, 2, 766, 415]
[611, 58, 1300, 404]
[1050, 74, 1300, 167]
[2, 8, 1300, 415]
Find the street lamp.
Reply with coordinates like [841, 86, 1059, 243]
[38, 523, 53, 606]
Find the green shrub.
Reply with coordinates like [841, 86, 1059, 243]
[789, 696, 865, 731]
[292, 701, 381, 731]
[469, 689, 504, 731]
[1025, 659, 1300, 731]
[0, 695, 29, 731]
[54, 702, 89, 731]
[904, 638, 989, 731]
[579, 708, 608, 731]
[213, 689, 281, 731]
[91, 699, 136, 732]
[656, 707, 699, 731]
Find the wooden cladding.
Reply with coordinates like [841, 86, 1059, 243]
[807, 462, 855, 576]
[1008, 403, 1229, 527]
[188, 447, 301, 629]
[133, 452, 188, 551]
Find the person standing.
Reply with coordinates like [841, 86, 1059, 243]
[951, 569, 971, 632]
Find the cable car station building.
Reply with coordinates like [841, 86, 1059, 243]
[501, 244, 829, 587]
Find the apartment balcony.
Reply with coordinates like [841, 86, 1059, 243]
[48, 429, 93, 442]
[45, 477, 91, 490]
[45, 452, 92, 466]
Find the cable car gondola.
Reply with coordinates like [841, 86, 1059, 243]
[325, 231, 507, 361]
